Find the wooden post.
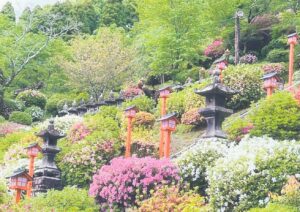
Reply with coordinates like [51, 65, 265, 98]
[164, 130, 171, 158]
[234, 13, 240, 65]
[15, 189, 21, 203]
[289, 42, 295, 87]
[26, 156, 34, 198]
[125, 117, 132, 158]
[159, 97, 167, 158]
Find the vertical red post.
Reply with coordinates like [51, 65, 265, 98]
[27, 156, 34, 198]
[164, 130, 171, 158]
[288, 33, 298, 87]
[159, 97, 167, 158]
[125, 117, 132, 158]
[15, 189, 21, 203]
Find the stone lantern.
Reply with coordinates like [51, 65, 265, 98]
[77, 99, 87, 116]
[195, 70, 236, 138]
[33, 120, 65, 194]
[68, 100, 78, 115]
[58, 103, 69, 117]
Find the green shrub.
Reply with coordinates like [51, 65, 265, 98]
[249, 91, 300, 140]
[16, 90, 47, 109]
[0, 116, 5, 123]
[14, 187, 99, 211]
[223, 115, 252, 141]
[46, 94, 69, 115]
[122, 95, 155, 113]
[266, 49, 289, 63]
[24, 106, 44, 121]
[207, 137, 300, 211]
[132, 111, 155, 127]
[9, 111, 32, 125]
[0, 180, 10, 205]
[223, 64, 264, 111]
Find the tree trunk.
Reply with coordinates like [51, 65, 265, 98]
[0, 88, 5, 117]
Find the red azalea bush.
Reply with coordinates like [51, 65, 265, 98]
[262, 63, 285, 74]
[204, 39, 225, 59]
[132, 112, 155, 127]
[89, 157, 180, 209]
[68, 122, 90, 143]
[131, 142, 158, 157]
[0, 122, 28, 136]
[181, 108, 205, 126]
[123, 86, 144, 99]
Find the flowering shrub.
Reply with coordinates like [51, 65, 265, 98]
[0, 116, 5, 123]
[207, 137, 300, 211]
[122, 96, 155, 113]
[131, 141, 158, 158]
[181, 108, 204, 126]
[123, 86, 144, 99]
[59, 139, 121, 188]
[38, 115, 83, 134]
[24, 106, 44, 121]
[89, 157, 180, 209]
[9, 111, 32, 125]
[223, 115, 252, 142]
[262, 63, 285, 74]
[132, 112, 155, 127]
[16, 89, 47, 109]
[223, 64, 264, 110]
[68, 122, 90, 143]
[0, 122, 29, 136]
[249, 91, 300, 140]
[204, 39, 225, 59]
[138, 185, 210, 212]
[176, 139, 229, 195]
[12, 187, 99, 211]
[240, 54, 258, 64]
[266, 49, 289, 63]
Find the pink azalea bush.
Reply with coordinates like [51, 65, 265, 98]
[240, 54, 258, 64]
[204, 39, 225, 59]
[89, 157, 180, 209]
[123, 86, 144, 99]
[68, 122, 90, 143]
[0, 122, 29, 136]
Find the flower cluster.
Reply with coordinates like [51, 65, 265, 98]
[132, 112, 155, 127]
[123, 86, 144, 99]
[240, 54, 258, 64]
[68, 122, 90, 143]
[204, 39, 225, 59]
[38, 115, 83, 134]
[89, 157, 180, 209]
[262, 63, 285, 74]
[181, 108, 205, 126]
[0, 122, 29, 136]
[176, 139, 229, 195]
[138, 185, 209, 211]
[207, 137, 300, 211]
[59, 140, 119, 188]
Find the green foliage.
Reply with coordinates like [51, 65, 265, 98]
[9, 111, 32, 125]
[249, 91, 300, 140]
[223, 64, 264, 111]
[0, 116, 5, 123]
[133, 111, 155, 127]
[16, 90, 47, 109]
[0, 2, 15, 22]
[266, 49, 289, 63]
[0, 180, 10, 205]
[14, 187, 99, 212]
[122, 95, 155, 113]
[223, 115, 252, 141]
[24, 106, 44, 122]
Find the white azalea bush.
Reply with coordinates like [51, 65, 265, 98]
[37, 115, 83, 134]
[176, 139, 229, 195]
[207, 137, 300, 212]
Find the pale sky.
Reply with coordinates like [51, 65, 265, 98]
[0, 0, 63, 19]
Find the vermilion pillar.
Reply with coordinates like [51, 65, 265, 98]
[164, 130, 172, 158]
[125, 117, 133, 158]
[27, 156, 35, 198]
[16, 189, 21, 203]
[288, 33, 298, 87]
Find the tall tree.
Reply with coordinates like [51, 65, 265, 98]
[60, 27, 134, 97]
[1, 2, 15, 22]
[0, 14, 78, 115]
